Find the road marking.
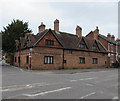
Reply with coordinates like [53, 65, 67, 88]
[20, 69, 24, 72]
[70, 77, 96, 82]
[7, 94, 22, 99]
[5, 83, 44, 88]
[79, 77, 96, 80]
[23, 87, 72, 97]
[1, 83, 50, 92]
[112, 96, 118, 100]
[70, 80, 78, 82]
[11, 65, 24, 72]
[1, 85, 33, 92]
[85, 83, 94, 86]
[95, 77, 117, 84]
[1, 82, 67, 92]
[100, 71, 107, 72]
[84, 70, 114, 74]
[80, 92, 96, 99]
[2, 85, 17, 89]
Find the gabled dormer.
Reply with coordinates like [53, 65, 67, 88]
[92, 40, 100, 51]
[34, 29, 63, 48]
[24, 35, 31, 48]
[78, 37, 88, 49]
[15, 40, 20, 50]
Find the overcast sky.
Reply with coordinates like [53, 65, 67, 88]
[0, 0, 119, 39]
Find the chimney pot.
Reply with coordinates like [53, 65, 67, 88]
[116, 38, 120, 42]
[76, 25, 82, 37]
[93, 26, 99, 40]
[38, 22, 46, 33]
[54, 19, 59, 32]
[111, 35, 115, 41]
[96, 26, 98, 29]
[107, 33, 111, 39]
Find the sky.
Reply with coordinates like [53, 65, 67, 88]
[0, 0, 119, 39]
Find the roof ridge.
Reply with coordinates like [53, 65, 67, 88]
[97, 40, 108, 52]
[98, 33, 117, 44]
[59, 31, 78, 37]
[86, 31, 93, 37]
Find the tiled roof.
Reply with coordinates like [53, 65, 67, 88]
[18, 29, 108, 53]
[53, 30, 107, 52]
[98, 34, 117, 45]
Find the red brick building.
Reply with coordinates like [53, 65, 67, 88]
[86, 28, 120, 66]
[14, 19, 109, 70]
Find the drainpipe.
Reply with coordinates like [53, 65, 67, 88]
[62, 49, 64, 69]
[19, 50, 20, 67]
[116, 42, 118, 62]
[19, 40, 21, 67]
[29, 48, 32, 70]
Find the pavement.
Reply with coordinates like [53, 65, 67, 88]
[1, 62, 119, 100]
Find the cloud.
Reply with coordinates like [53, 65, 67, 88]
[1, 1, 60, 20]
[0, 1, 62, 32]
[49, 2, 118, 37]
[0, 1, 118, 38]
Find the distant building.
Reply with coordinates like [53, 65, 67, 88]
[14, 19, 110, 69]
[86, 29, 120, 66]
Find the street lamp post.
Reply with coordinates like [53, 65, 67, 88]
[29, 48, 32, 70]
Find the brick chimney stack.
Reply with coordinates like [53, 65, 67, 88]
[76, 25, 82, 37]
[111, 35, 115, 41]
[93, 26, 99, 40]
[54, 19, 59, 32]
[107, 33, 111, 39]
[116, 38, 120, 42]
[38, 22, 46, 33]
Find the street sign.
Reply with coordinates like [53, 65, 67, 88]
[29, 48, 32, 53]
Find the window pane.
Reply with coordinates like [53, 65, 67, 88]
[45, 57, 47, 64]
[46, 39, 54, 46]
[92, 46, 97, 50]
[80, 57, 85, 64]
[79, 44, 85, 48]
[48, 57, 50, 64]
[18, 56, 20, 63]
[63, 60, 67, 63]
[50, 57, 53, 64]
[44, 56, 53, 64]
[14, 57, 16, 62]
[26, 56, 29, 64]
[68, 50, 73, 54]
[93, 58, 98, 64]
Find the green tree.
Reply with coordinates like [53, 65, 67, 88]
[2, 19, 32, 53]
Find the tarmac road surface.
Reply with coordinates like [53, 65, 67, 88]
[1, 63, 119, 100]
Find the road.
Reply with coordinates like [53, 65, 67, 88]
[1, 62, 119, 100]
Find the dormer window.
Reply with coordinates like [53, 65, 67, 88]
[68, 50, 73, 54]
[79, 44, 86, 48]
[24, 41, 27, 48]
[45, 39, 54, 46]
[92, 46, 97, 50]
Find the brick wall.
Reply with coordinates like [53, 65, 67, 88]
[14, 47, 63, 70]
[14, 49, 30, 68]
[31, 47, 63, 69]
[64, 50, 108, 69]
[14, 47, 108, 70]
[98, 37, 108, 50]
[36, 31, 62, 47]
